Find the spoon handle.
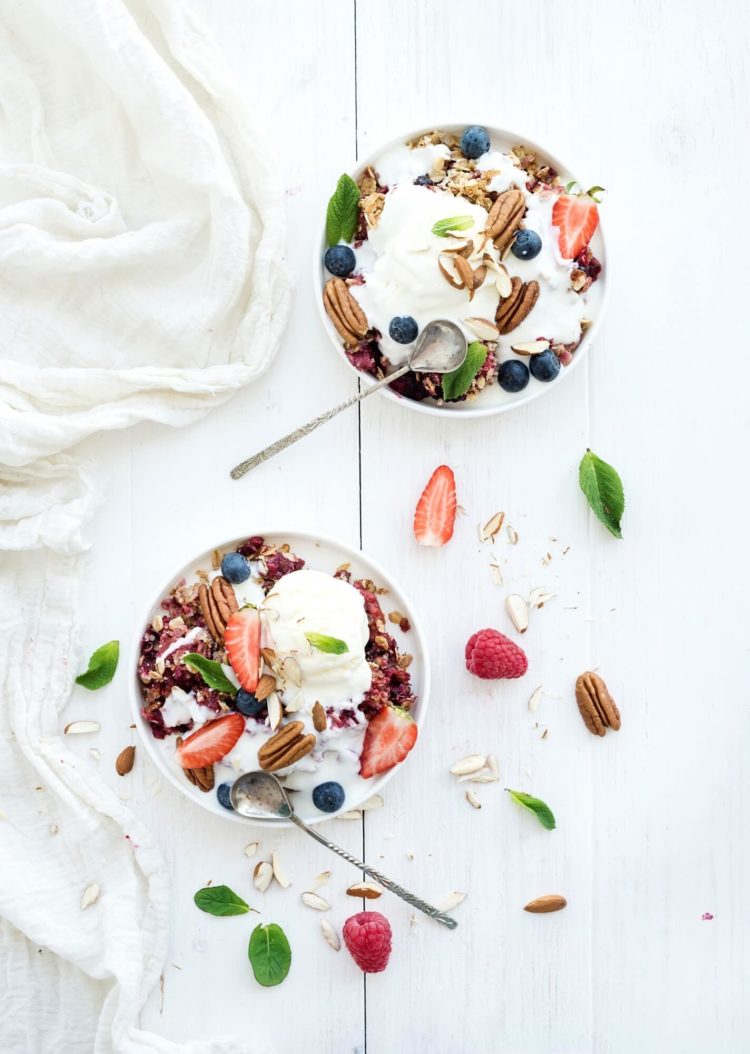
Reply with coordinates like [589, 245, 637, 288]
[230, 365, 410, 480]
[289, 814, 457, 930]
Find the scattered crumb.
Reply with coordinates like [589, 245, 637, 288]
[701, 912, 714, 921]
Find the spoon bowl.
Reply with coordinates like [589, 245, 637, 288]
[407, 319, 467, 373]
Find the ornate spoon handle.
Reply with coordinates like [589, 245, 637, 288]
[230, 365, 409, 480]
[290, 814, 457, 930]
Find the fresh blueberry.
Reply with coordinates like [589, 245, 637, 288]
[388, 316, 419, 344]
[511, 229, 542, 261]
[312, 780, 346, 813]
[498, 360, 530, 393]
[529, 349, 561, 382]
[220, 552, 250, 584]
[217, 783, 234, 810]
[414, 174, 433, 186]
[324, 245, 356, 278]
[460, 125, 491, 160]
[236, 689, 264, 717]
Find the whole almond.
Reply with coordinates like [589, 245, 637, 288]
[312, 701, 327, 732]
[524, 894, 567, 913]
[346, 881, 383, 899]
[255, 673, 277, 702]
[115, 745, 135, 776]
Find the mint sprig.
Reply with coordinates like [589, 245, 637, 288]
[326, 174, 361, 246]
[442, 341, 488, 401]
[564, 181, 606, 203]
[194, 885, 253, 917]
[507, 790, 556, 830]
[305, 632, 349, 655]
[182, 653, 237, 695]
[248, 922, 292, 987]
[75, 640, 119, 690]
[431, 215, 474, 237]
[578, 449, 624, 539]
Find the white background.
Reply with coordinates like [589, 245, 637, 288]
[63, 1, 750, 1051]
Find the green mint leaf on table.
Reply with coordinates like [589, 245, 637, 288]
[507, 790, 556, 830]
[182, 653, 237, 695]
[194, 885, 252, 917]
[431, 215, 474, 237]
[305, 632, 349, 654]
[441, 341, 488, 401]
[75, 640, 119, 690]
[248, 922, 291, 987]
[326, 173, 360, 247]
[578, 449, 624, 539]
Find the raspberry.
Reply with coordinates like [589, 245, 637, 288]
[343, 911, 392, 973]
[465, 629, 528, 680]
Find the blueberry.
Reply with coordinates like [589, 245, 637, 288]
[498, 360, 530, 393]
[217, 783, 234, 810]
[324, 245, 356, 278]
[236, 689, 264, 717]
[414, 174, 433, 186]
[511, 229, 542, 261]
[460, 125, 491, 160]
[388, 316, 419, 344]
[312, 780, 345, 813]
[529, 349, 561, 382]
[220, 552, 250, 584]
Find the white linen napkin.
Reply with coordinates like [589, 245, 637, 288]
[0, 1, 290, 1049]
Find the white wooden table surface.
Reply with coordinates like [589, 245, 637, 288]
[63, 1, 750, 1051]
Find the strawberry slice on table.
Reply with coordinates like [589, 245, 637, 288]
[359, 705, 418, 779]
[413, 465, 457, 547]
[551, 193, 599, 259]
[175, 712, 245, 769]
[224, 606, 261, 692]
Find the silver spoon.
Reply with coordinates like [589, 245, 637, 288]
[230, 770, 458, 930]
[230, 320, 467, 480]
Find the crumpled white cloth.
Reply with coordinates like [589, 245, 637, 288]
[0, 1, 289, 1050]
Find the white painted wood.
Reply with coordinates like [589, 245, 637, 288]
[63, 0, 750, 1051]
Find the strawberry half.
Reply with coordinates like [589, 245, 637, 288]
[413, 465, 457, 547]
[359, 705, 418, 779]
[175, 712, 245, 769]
[224, 607, 261, 692]
[551, 193, 599, 260]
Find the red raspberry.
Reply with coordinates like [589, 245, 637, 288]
[465, 629, 528, 679]
[343, 911, 392, 973]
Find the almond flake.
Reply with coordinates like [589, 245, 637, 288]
[301, 891, 330, 911]
[505, 593, 529, 633]
[495, 262, 512, 297]
[64, 721, 100, 735]
[271, 850, 291, 888]
[481, 512, 505, 542]
[360, 794, 384, 811]
[486, 755, 499, 779]
[281, 657, 302, 688]
[243, 842, 259, 858]
[253, 860, 273, 893]
[267, 693, 282, 730]
[464, 317, 500, 342]
[312, 869, 332, 889]
[511, 339, 550, 356]
[320, 918, 340, 951]
[507, 525, 519, 545]
[450, 754, 487, 776]
[89, 748, 101, 761]
[528, 685, 544, 712]
[338, 810, 363, 820]
[467, 771, 500, 784]
[465, 790, 482, 809]
[49, 824, 59, 835]
[436, 891, 466, 912]
[346, 881, 383, 899]
[80, 882, 100, 910]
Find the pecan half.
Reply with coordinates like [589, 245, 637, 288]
[483, 188, 526, 253]
[211, 576, 238, 625]
[198, 582, 222, 643]
[258, 721, 316, 772]
[323, 278, 368, 347]
[575, 672, 621, 736]
[176, 736, 214, 791]
[495, 277, 540, 334]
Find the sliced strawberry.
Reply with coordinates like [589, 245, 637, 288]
[359, 705, 418, 779]
[175, 712, 245, 769]
[224, 607, 261, 692]
[413, 465, 457, 547]
[551, 194, 599, 259]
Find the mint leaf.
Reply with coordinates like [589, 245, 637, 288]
[248, 922, 291, 987]
[326, 174, 360, 246]
[586, 185, 606, 203]
[441, 341, 488, 402]
[182, 653, 237, 695]
[194, 885, 251, 917]
[507, 790, 556, 830]
[431, 215, 474, 237]
[75, 640, 119, 690]
[578, 449, 624, 539]
[305, 632, 349, 655]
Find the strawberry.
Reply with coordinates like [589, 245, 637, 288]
[359, 705, 418, 779]
[224, 606, 261, 692]
[552, 193, 599, 260]
[413, 465, 457, 547]
[175, 712, 245, 769]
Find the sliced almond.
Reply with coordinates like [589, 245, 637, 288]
[80, 882, 100, 910]
[438, 254, 465, 290]
[281, 657, 302, 688]
[505, 593, 529, 633]
[243, 842, 259, 858]
[115, 745, 135, 776]
[255, 674, 277, 702]
[301, 891, 330, 911]
[481, 511, 505, 542]
[528, 685, 544, 712]
[436, 891, 466, 912]
[486, 755, 500, 779]
[320, 918, 340, 951]
[64, 720, 100, 735]
[495, 262, 512, 298]
[346, 881, 383, 899]
[282, 689, 304, 714]
[466, 771, 500, 784]
[464, 317, 500, 342]
[524, 894, 567, 913]
[253, 860, 273, 893]
[89, 748, 101, 761]
[267, 693, 282, 730]
[338, 810, 363, 820]
[360, 794, 384, 811]
[511, 339, 550, 356]
[465, 790, 482, 809]
[450, 754, 487, 776]
[312, 869, 332, 890]
[507, 525, 519, 545]
[271, 850, 291, 889]
[529, 588, 557, 609]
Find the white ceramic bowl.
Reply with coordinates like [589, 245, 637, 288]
[129, 529, 429, 826]
[314, 122, 608, 419]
